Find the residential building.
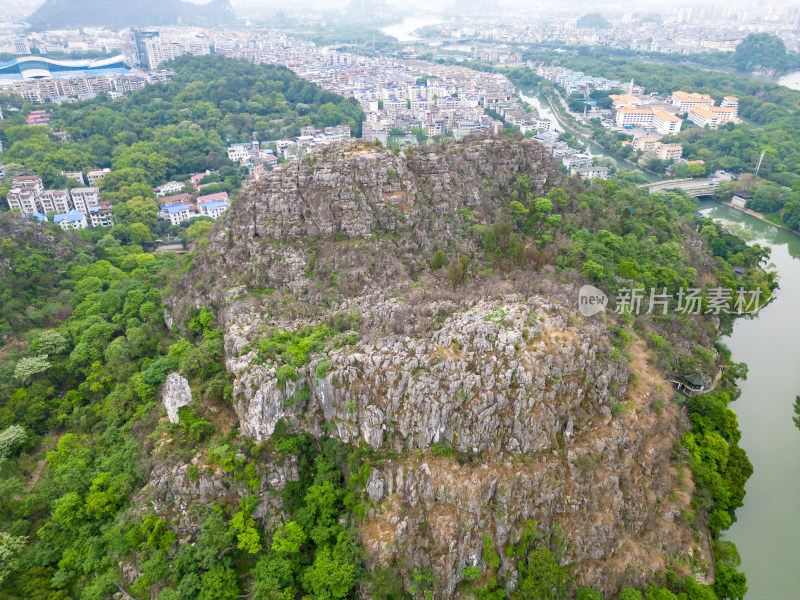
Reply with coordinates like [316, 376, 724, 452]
[12, 175, 44, 196]
[656, 144, 683, 161]
[189, 171, 214, 188]
[196, 191, 228, 205]
[39, 189, 71, 213]
[227, 142, 256, 162]
[197, 200, 229, 219]
[6, 188, 38, 214]
[87, 168, 110, 185]
[70, 186, 100, 214]
[616, 107, 681, 135]
[721, 96, 739, 117]
[616, 107, 658, 128]
[26, 110, 51, 126]
[609, 94, 644, 109]
[159, 203, 194, 226]
[160, 193, 192, 206]
[652, 110, 682, 135]
[88, 203, 114, 228]
[563, 153, 593, 169]
[633, 136, 659, 153]
[64, 171, 85, 184]
[571, 166, 609, 180]
[688, 106, 732, 129]
[670, 91, 715, 111]
[154, 180, 184, 197]
[54, 209, 88, 230]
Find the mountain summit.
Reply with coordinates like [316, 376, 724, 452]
[28, 0, 236, 29]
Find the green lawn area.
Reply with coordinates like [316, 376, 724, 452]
[764, 212, 784, 227]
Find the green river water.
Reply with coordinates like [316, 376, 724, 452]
[696, 200, 800, 598]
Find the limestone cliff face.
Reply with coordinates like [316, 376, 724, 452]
[166, 136, 708, 597]
[225, 295, 627, 456]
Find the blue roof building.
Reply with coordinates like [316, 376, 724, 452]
[159, 203, 194, 226]
[53, 209, 87, 230]
[0, 55, 127, 81]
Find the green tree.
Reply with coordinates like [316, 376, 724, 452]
[0, 533, 28, 585]
[13, 355, 50, 384]
[127, 223, 153, 245]
[199, 564, 239, 600]
[113, 196, 160, 230]
[793, 396, 800, 430]
[0, 425, 28, 464]
[713, 565, 747, 600]
[302, 546, 357, 600]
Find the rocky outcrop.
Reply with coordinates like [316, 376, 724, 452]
[167, 135, 564, 317]
[226, 295, 628, 456]
[161, 372, 192, 424]
[165, 136, 707, 598]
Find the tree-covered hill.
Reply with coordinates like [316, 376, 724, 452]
[28, 0, 237, 29]
[0, 137, 763, 600]
[577, 13, 611, 29]
[734, 33, 797, 74]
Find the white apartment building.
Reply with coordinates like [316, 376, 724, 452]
[688, 106, 735, 129]
[87, 168, 110, 185]
[197, 200, 228, 219]
[571, 166, 609, 180]
[633, 136, 660, 153]
[88, 204, 114, 228]
[38, 189, 72, 214]
[721, 96, 739, 117]
[657, 144, 683, 161]
[70, 187, 100, 214]
[652, 111, 682, 135]
[616, 107, 682, 135]
[616, 107, 658, 128]
[671, 91, 715, 111]
[64, 171, 85, 185]
[227, 142, 256, 162]
[6, 188, 38, 214]
[12, 176, 44, 196]
[159, 203, 194, 226]
[154, 181, 185, 197]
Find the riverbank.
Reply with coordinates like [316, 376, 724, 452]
[695, 200, 800, 599]
[718, 199, 800, 240]
[519, 87, 662, 182]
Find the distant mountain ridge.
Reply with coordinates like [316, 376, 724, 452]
[28, 0, 237, 29]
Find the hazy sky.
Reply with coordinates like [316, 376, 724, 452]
[8, 0, 800, 22]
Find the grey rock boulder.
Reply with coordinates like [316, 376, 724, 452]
[162, 372, 192, 423]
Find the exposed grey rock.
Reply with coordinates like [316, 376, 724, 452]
[160, 136, 707, 599]
[162, 372, 192, 423]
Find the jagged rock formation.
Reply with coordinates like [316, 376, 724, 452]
[166, 136, 710, 597]
[161, 372, 192, 424]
